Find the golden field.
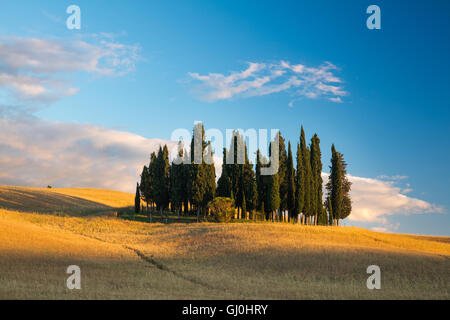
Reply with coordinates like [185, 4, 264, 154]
[0, 185, 448, 299]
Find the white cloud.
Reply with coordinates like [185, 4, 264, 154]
[188, 61, 347, 103]
[322, 173, 444, 225]
[0, 115, 173, 193]
[0, 36, 140, 104]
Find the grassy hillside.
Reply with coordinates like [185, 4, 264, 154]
[0, 185, 133, 216]
[0, 185, 448, 299]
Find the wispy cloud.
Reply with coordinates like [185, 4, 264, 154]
[188, 61, 347, 104]
[0, 35, 140, 106]
[377, 174, 408, 181]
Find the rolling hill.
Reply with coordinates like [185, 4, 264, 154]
[0, 185, 448, 299]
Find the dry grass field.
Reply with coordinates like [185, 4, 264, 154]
[0, 185, 448, 299]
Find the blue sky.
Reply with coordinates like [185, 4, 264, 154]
[0, 0, 449, 235]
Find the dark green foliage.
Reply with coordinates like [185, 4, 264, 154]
[295, 142, 305, 218]
[266, 138, 280, 221]
[243, 159, 257, 215]
[267, 172, 280, 221]
[216, 148, 232, 197]
[221, 131, 257, 219]
[310, 134, 325, 225]
[135, 122, 349, 228]
[260, 201, 265, 218]
[134, 183, 140, 213]
[286, 142, 296, 220]
[326, 144, 352, 225]
[300, 127, 313, 222]
[189, 123, 215, 217]
[170, 142, 186, 214]
[277, 133, 288, 214]
[207, 197, 235, 223]
[255, 150, 267, 211]
[326, 196, 333, 226]
[241, 193, 247, 219]
[153, 146, 170, 211]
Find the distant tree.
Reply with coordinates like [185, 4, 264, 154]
[300, 127, 313, 224]
[286, 142, 296, 222]
[226, 131, 245, 215]
[244, 174, 257, 219]
[326, 196, 333, 226]
[170, 142, 185, 216]
[154, 146, 170, 216]
[139, 164, 150, 214]
[326, 144, 352, 226]
[205, 143, 216, 212]
[295, 141, 305, 223]
[277, 133, 288, 220]
[310, 134, 325, 225]
[134, 183, 140, 214]
[267, 171, 280, 222]
[222, 131, 256, 219]
[255, 150, 266, 211]
[189, 123, 212, 220]
[266, 139, 280, 222]
[182, 150, 191, 214]
[241, 193, 247, 219]
[148, 152, 157, 209]
[217, 148, 232, 197]
[260, 201, 265, 220]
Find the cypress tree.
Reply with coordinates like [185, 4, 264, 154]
[241, 193, 247, 220]
[134, 183, 140, 214]
[326, 144, 352, 226]
[310, 134, 324, 225]
[182, 150, 191, 214]
[300, 126, 313, 224]
[205, 143, 216, 211]
[327, 196, 333, 226]
[267, 171, 280, 222]
[286, 142, 296, 222]
[148, 152, 157, 210]
[243, 151, 257, 218]
[154, 146, 170, 216]
[189, 123, 210, 220]
[277, 133, 288, 220]
[170, 142, 185, 216]
[139, 165, 149, 213]
[295, 142, 305, 223]
[267, 139, 280, 222]
[255, 150, 266, 211]
[260, 201, 265, 220]
[236, 165, 245, 218]
[217, 148, 231, 197]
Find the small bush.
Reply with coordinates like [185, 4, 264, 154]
[208, 197, 235, 223]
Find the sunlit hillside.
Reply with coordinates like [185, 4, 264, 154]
[0, 185, 448, 299]
[0, 185, 134, 216]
